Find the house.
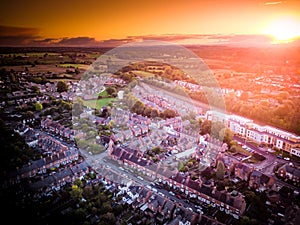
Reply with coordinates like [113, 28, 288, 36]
[278, 164, 300, 185]
[266, 190, 280, 204]
[161, 198, 176, 220]
[130, 125, 142, 137]
[249, 170, 275, 191]
[132, 187, 152, 209]
[234, 163, 254, 181]
[147, 194, 166, 216]
[172, 206, 199, 225]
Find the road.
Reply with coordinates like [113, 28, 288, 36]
[233, 135, 300, 191]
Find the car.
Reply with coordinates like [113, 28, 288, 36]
[197, 209, 203, 213]
[169, 191, 175, 196]
[137, 176, 144, 181]
[284, 157, 290, 161]
[152, 188, 158, 193]
[277, 155, 283, 159]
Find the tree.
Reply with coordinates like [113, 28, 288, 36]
[56, 80, 68, 93]
[143, 106, 152, 117]
[219, 128, 233, 147]
[150, 108, 159, 118]
[75, 67, 80, 74]
[106, 86, 117, 96]
[216, 160, 225, 179]
[178, 161, 184, 171]
[211, 121, 225, 139]
[101, 212, 116, 224]
[131, 100, 144, 115]
[198, 118, 203, 126]
[161, 108, 176, 119]
[70, 184, 83, 201]
[9, 73, 16, 83]
[31, 85, 40, 94]
[200, 119, 211, 135]
[73, 99, 84, 116]
[35, 102, 43, 111]
[24, 111, 35, 119]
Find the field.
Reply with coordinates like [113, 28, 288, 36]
[83, 98, 114, 109]
[98, 89, 108, 97]
[131, 70, 155, 77]
[57, 63, 90, 70]
[0, 64, 67, 73]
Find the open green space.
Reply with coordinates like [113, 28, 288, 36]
[83, 98, 114, 109]
[0, 52, 60, 57]
[58, 63, 90, 69]
[131, 70, 155, 77]
[98, 89, 108, 97]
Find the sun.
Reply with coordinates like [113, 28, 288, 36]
[265, 17, 300, 43]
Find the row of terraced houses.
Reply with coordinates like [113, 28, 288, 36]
[108, 141, 246, 219]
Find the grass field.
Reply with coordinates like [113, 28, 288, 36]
[131, 70, 155, 77]
[58, 63, 90, 70]
[0, 64, 67, 73]
[0, 52, 60, 57]
[83, 98, 114, 109]
[98, 89, 108, 97]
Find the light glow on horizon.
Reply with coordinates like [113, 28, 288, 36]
[264, 17, 300, 43]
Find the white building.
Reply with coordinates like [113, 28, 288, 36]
[205, 110, 300, 154]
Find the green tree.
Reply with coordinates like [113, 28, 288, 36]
[35, 102, 43, 111]
[56, 80, 69, 93]
[70, 184, 83, 201]
[106, 86, 117, 96]
[31, 85, 40, 94]
[131, 100, 145, 115]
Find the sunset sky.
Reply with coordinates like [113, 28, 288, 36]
[0, 0, 300, 46]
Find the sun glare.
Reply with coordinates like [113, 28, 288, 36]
[265, 17, 300, 43]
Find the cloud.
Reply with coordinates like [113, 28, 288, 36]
[57, 37, 99, 46]
[0, 26, 297, 47]
[123, 34, 276, 47]
[0, 25, 40, 46]
[32, 38, 58, 44]
[127, 34, 212, 43]
[0, 25, 39, 36]
[98, 38, 133, 47]
[264, 1, 283, 5]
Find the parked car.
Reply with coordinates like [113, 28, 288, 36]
[169, 191, 175, 196]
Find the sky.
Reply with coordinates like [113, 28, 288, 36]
[0, 0, 300, 46]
